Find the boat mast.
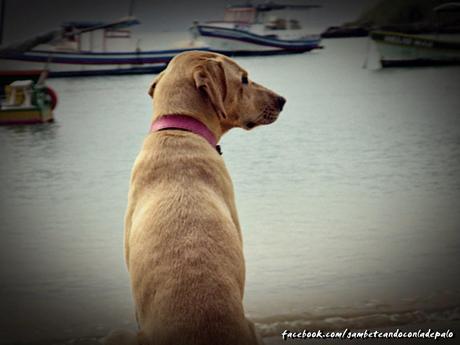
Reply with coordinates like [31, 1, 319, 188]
[0, 0, 5, 45]
[128, 0, 136, 16]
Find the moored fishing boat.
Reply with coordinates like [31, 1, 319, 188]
[370, 30, 460, 67]
[0, 17, 204, 78]
[370, 3, 460, 67]
[190, 2, 322, 55]
[0, 71, 57, 125]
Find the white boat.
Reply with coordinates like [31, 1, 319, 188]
[0, 17, 201, 77]
[191, 2, 322, 55]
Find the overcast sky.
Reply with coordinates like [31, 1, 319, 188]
[2, 0, 379, 44]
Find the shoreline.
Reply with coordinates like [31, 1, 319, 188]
[5, 320, 459, 345]
[254, 303, 460, 338]
[265, 320, 460, 344]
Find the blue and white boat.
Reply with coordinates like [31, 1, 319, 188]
[191, 2, 322, 55]
[0, 3, 322, 78]
[0, 17, 203, 77]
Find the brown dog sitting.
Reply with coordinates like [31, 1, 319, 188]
[107, 51, 285, 345]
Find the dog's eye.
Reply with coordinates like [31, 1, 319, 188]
[241, 75, 248, 84]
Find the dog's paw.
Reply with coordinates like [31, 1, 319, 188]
[100, 329, 138, 345]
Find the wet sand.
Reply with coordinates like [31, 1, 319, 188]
[12, 320, 458, 345]
[264, 320, 460, 344]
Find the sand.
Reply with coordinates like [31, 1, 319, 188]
[264, 320, 460, 344]
[12, 320, 458, 345]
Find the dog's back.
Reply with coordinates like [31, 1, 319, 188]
[125, 131, 257, 345]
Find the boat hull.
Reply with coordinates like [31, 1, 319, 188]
[194, 24, 322, 54]
[371, 31, 460, 67]
[0, 107, 53, 125]
[0, 47, 206, 78]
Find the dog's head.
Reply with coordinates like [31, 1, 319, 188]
[149, 51, 286, 132]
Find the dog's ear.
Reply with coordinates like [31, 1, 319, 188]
[148, 71, 165, 98]
[193, 59, 227, 120]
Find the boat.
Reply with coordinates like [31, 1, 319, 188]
[0, 2, 321, 77]
[190, 2, 323, 55]
[0, 17, 202, 78]
[370, 30, 460, 67]
[321, 25, 368, 38]
[0, 71, 57, 125]
[370, 3, 460, 67]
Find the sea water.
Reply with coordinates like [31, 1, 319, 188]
[1, 37, 460, 343]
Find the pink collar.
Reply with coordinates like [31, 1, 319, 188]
[150, 115, 220, 152]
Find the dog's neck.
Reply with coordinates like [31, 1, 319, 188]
[151, 114, 222, 152]
[151, 84, 226, 143]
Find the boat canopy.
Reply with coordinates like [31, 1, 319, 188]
[0, 29, 61, 57]
[62, 16, 141, 33]
[0, 16, 141, 57]
[62, 21, 107, 30]
[226, 2, 321, 12]
[223, 2, 321, 24]
[224, 7, 257, 23]
[434, 2, 460, 12]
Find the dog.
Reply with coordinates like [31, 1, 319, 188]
[107, 51, 285, 345]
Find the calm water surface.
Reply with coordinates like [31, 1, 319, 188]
[1, 38, 460, 343]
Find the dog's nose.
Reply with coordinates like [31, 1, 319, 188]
[277, 96, 286, 111]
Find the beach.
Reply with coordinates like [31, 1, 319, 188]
[9, 320, 459, 344]
[264, 321, 460, 344]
